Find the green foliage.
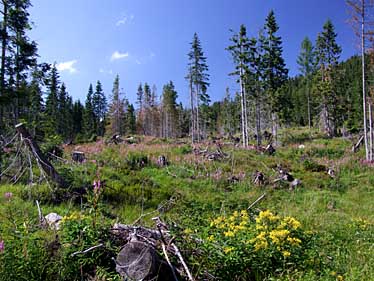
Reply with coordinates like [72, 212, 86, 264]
[186, 209, 325, 280]
[302, 159, 326, 172]
[125, 151, 149, 170]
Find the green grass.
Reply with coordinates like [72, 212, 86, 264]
[0, 128, 373, 280]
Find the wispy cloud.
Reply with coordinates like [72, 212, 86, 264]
[99, 68, 113, 75]
[110, 51, 129, 61]
[116, 14, 134, 26]
[57, 60, 77, 74]
[134, 52, 155, 65]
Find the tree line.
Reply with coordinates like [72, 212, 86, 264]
[0, 1, 372, 151]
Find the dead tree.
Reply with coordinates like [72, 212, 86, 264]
[15, 123, 67, 188]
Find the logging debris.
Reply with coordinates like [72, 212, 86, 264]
[113, 217, 194, 281]
[252, 170, 265, 186]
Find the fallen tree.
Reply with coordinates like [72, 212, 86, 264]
[15, 123, 67, 188]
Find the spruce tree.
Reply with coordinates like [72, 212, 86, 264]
[82, 84, 96, 138]
[161, 81, 178, 138]
[316, 19, 342, 137]
[123, 100, 136, 135]
[187, 32, 210, 143]
[0, 0, 37, 127]
[93, 80, 107, 137]
[227, 25, 251, 147]
[44, 64, 60, 136]
[261, 10, 288, 144]
[107, 75, 125, 135]
[72, 100, 84, 137]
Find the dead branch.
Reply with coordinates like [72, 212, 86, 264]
[71, 243, 104, 257]
[247, 193, 266, 210]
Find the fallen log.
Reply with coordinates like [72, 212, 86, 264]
[15, 123, 67, 188]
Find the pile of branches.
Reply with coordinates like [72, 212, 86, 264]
[193, 143, 229, 161]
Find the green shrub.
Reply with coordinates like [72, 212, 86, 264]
[125, 152, 149, 170]
[193, 209, 326, 280]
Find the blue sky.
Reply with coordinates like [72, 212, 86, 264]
[29, 0, 357, 106]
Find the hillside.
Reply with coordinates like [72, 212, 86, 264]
[0, 128, 373, 280]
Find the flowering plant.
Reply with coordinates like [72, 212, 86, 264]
[199, 209, 321, 280]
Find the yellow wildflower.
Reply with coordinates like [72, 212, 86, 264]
[258, 210, 279, 222]
[282, 250, 291, 257]
[207, 235, 215, 242]
[184, 228, 193, 234]
[283, 216, 301, 230]
[254, 240, 268, 251]
[337, 275, 344, 281]
[223, 246, 235, 254]
[269, 229, 290, 244]
[224, 230, 235, 237]
[287, 237, 302, 246]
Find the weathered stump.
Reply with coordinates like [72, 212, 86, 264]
[116, 241, 176, 281]
[72, 151, 85, 163]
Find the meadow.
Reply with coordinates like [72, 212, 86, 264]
[0, 128, 373, 280]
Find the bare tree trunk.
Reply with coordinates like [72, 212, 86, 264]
[271, 112, 278, 146]
[189, 75, 194, 144]
[0, 0, 8, 128]
[196, 84, 200, 142]
[239, 60, 248, 147]
[362, 2, 370, 160]
[255, 88, 262, 147]
[369, 102, 373, 160]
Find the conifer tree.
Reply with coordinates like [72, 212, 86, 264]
[316, 19, 342, 137]
[82, 84, 96, 138]
[161, 81, 178, 138]
[136, 83, 144, 134]
[107, 74, 125, 135]
[44, 64, 60, 136]
[0, 0, 37, 128]
[347, 0, 373, 160]
[27, 74, 43, 138]
[261, 10, 288, 144]
[297, 37, 317, 128]
[227, 25, 251, 147]
[92, 80, 107, 137]
[187, 33, 210, 143]
[72, 100, 84, 137]
[123, 100, 136, 135]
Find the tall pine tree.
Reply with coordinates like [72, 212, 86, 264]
[187, 33, 210, 143]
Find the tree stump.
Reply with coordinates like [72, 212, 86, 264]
[116, 241, 175, 281]
[72, 151, 85, 163]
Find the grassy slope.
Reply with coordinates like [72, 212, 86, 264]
[0, 128, 373, 280]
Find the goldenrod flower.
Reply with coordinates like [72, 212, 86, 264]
[282, 250, 291, 257]
[223, 246, 235, 254]
[224, 230, 235, 237]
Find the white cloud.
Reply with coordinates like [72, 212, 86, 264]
[116, 14, 134, 26]
[110, 51, 129, 61]
[57, 60, 77, 74]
